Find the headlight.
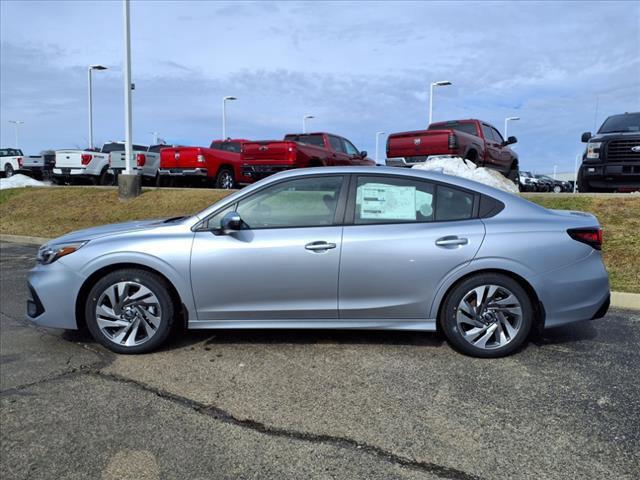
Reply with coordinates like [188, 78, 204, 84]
[37, 241, 87, 265]
[586, 142, 601, 160]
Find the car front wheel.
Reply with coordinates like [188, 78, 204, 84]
[85, 269, 175, 354]
[440, 273, 533, 358]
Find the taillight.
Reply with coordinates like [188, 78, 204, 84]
[136, 153, 146, 167]
[448, 134, 458, 150]
[287, 146, 296, 163]
[197, 154, 205, 163]
[568, 228, 603, 250]
[81, 154, 92, 165]
[17, 157, 23, 168]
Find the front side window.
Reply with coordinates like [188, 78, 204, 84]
[235, 176, 344, 229]
[481, 124, 495, 142]
[491, 127, 504, 144]
[355, 176, 435, 224]
[342, 139, 360, 156]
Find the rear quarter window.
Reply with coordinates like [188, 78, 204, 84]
[435, 186, 474, 221]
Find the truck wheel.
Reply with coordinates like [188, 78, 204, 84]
[506, 165, 519, 184]
[577, 167, 591, 193]
[97, 168, 113, 186]
[4, 163, 14, 178]
[214, 167, 235, 189]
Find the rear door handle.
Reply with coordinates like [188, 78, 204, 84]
[305, 241, 336, 251]
[435, 236, 468, 247]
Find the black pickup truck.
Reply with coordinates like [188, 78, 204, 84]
[578, 112, 640, 192]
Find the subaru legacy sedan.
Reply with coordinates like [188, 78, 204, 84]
[27, 167, 610, 357]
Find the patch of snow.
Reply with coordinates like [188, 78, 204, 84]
[412, 156, 519, 194]
[0, 174, 50, 190]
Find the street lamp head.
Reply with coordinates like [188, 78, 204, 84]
[223, 96, 237, 101]
[89, 64, 108, 71]
[304, 115, 315, 120]
[506, 116, 520, 121]
[432, 80, 452, 87]
[8, 120, 24, 125]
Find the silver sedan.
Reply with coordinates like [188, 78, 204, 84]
[27, 167, 610, 357]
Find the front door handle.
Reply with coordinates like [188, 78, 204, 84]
[305, 241, 336, 251]
[435, 236, 468, 247]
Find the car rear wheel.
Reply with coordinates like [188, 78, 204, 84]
[440, 273, 533, 358]
[214, 167, 235, 189]
[85, 269, 175, 354]
[4, 163, 14, 178]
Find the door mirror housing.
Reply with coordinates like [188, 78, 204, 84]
[504, 136, 517, 146]
[581, 132, 592, 143]
[359, 150, 368, 158]
[220, 211, 242, 234]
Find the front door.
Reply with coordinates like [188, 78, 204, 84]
[338, 174, 485, 319]
[190, 175, 347, 321]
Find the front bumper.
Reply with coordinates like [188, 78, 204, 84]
[26, 261, 85, 330]
[241, 164, 294, 180]
[581, 162, 640, 189]
[158, 168, 208, 177]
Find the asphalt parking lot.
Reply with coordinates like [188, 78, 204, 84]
[1, 242, 638, 480]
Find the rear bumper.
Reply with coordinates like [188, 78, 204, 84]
[580, 162, 640, 189]
[534, 251, 610, 328]
[52, 167, 87, 176]
[241, 164, 295, 179]
[158, 168, 208, 177]
[386, 155, 456, 168]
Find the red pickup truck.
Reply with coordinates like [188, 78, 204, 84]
[158, 139, 253, 188]
[241, 132, 375, 180]
[385, 119, 519, 182]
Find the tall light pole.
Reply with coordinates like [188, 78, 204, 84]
[375, 131, 385, 165]
[8, 120, 24, 148]
[149, 131, 158, 145]
[302, 114, 314, 133]
[504, 116, 520, 139]
[88, 64, 107, 149]
[222, 96, 236, 140]
[428, 80, 452, 125]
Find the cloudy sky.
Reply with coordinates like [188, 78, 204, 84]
[1, 0, 638, 173]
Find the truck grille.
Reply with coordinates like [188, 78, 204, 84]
[607, 139, 640, 162]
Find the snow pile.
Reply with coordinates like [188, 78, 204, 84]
[412, 156, 519, 194]
[0, 174, 49, 190]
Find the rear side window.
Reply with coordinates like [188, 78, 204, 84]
[211, 142, 241, 153]
[435, 186, 474, 221]
[354, 176, 435, 224]
[328, 135, 344, 153]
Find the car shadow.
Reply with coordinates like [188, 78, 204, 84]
[530, 320, 599, 347]
[170, 328, 447, 349]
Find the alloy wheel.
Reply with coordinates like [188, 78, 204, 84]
[455, 284, 523, 350]
[95, 281, 162, 347]
[219, 171, 234, 189]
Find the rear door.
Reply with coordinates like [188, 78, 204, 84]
[338, 174, 485, 320]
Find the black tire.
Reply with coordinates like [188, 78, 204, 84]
[96, 168, 113, 186]
[85, 269, 175, 354]
[577, 166, 591, 193]
[439, 273, 533, 358]
[464, 150, 478, 164]
[506, 163, 519, 184]
[214, 167, 235, 189]
[4, 163, 14, 178]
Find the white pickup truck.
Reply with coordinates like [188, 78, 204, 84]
[53, 142, 161, 185]
[1, 148, 24, 178]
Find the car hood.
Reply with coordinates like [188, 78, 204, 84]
[48, 218, 177, 245]
[590, 131, 640, 142]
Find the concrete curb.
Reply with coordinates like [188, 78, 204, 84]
[1, 234, 50, 246]
[1, 234, 639, 311]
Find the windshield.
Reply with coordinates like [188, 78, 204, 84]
[428, 122, 478, 136]
[598, 113, 640, 134]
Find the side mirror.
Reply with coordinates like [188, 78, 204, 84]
[581, 132, 592, 143]
[220, 211, 242, 234]
[359, 150, 368, 158]
[504, 136, 517, 146]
